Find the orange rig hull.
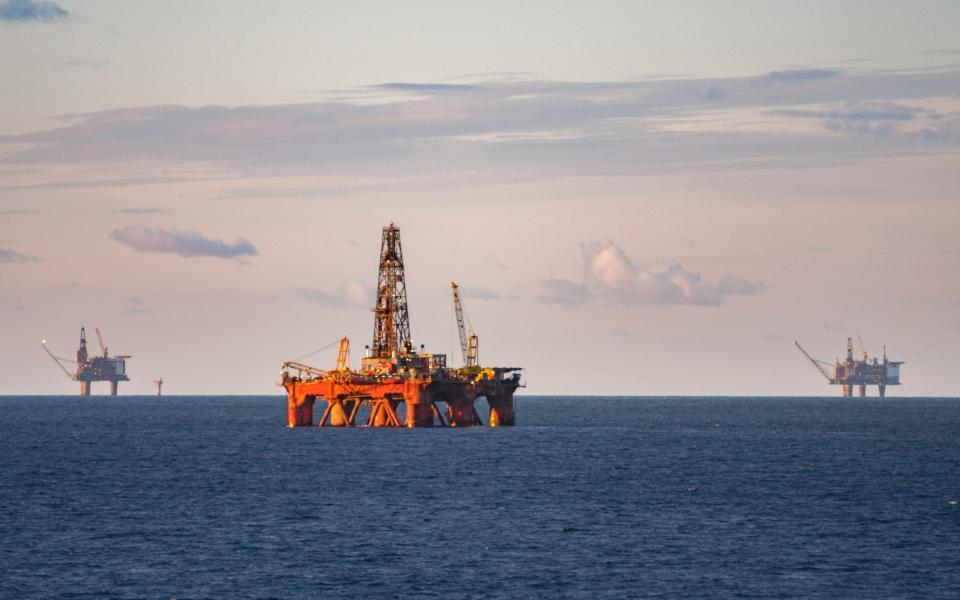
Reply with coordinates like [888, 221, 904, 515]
[283, 374, 518, 428]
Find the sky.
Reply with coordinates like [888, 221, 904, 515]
[1, 0, 959, 396]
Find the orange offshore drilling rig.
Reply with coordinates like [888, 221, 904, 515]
[280, 224, 523, 428]
[795, 336, 903, 398]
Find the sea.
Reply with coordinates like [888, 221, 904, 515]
[1, 395, 958, 599]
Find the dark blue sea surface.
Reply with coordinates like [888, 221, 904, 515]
[1, 396, 959, 598]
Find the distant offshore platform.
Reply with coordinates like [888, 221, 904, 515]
[42, 327, 131, 395]
[795, 336, 903, 398]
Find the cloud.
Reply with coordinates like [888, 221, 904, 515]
[539, 278, 590, 307]
[115, 207, 162, 214]
[110, 224, 258, 258]
[0, 0, 68, 22]
[761, 69, 839, 84]
[375, 82, 481, 93]
[2, 68, 959, 185]
[764, 333, 786, 342]
[0, 247, 37, 262]
[460, 287, 511, 300]
[121, 297, 153, 314]
[776, 102, 920, 122]
[703, 86, 726, 100]
[0, 208, 40, 215]
[297, 281, 374, 309]
[716, 274, 764, 296]
[773, 101, 935, 136]
[540, 239, 763, 308]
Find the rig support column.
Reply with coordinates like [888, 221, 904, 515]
[286, 383, 316, 427]
[858, 384, 866, 398]
[369, 398, 401, 427]
[80, 381, 91, 396]
[109, 381, 119, 396]
[404, 381, 434, 428]
[327, 400, 351, 427]
[445, 390, 480, 427]
[487, 392, 516, 427]
[879, 383, 886, 399]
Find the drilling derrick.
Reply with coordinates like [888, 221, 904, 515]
[795, 336, 903, 398]
[280, 223, 523, 428]
[366, 224, 412, 371]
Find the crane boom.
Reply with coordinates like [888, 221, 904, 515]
[451, 282, 478, 367]
[95, 328, 108, 356]
[856, 333, 868, 361]
[281, 361, 328, 379]
[451, 282, 469, 365]
[794, 341, 834, 382]
[41, 340, 75, 379]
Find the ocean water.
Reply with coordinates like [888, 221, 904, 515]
[1, 395, 959, 599]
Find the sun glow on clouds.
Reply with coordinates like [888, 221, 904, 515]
[540, 239, 763, 308]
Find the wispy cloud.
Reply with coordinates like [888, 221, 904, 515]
[297, 281, 374, 309]
[115, 207, 162, 214]
[0, 247, 37, 262]
[0, 0, 68, 22]
[1, 68, 958, 187]
[0, 208, 40, 215]
[539, 278, 590, 308]
[775, 102, 921, 122]
[540, 239, 763, 308]
[716, 275, 765, 296]
[773, 101, 937, 136]
[460, 287, 515, 301]
[122, 297, 153, 314]
[375, 82, 481, 93]
[110, 224, 258, 259]
[760, 68, 839, 84]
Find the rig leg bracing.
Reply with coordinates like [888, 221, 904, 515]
[282, 375, 519, 429]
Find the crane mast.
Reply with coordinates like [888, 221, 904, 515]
[95, 327, 108, 357]
[451, 282, 478, 368]
[856, 333, 868, 361]
[335, 337, 351, 372]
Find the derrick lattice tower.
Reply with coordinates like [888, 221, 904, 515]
[371, 223, 411, 358]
